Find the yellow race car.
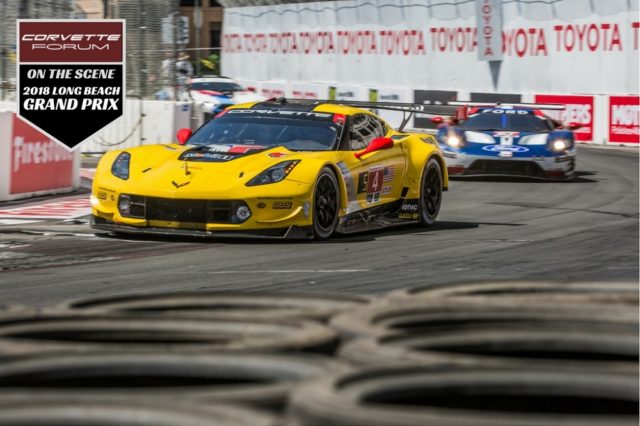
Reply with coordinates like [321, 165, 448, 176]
[90, 98, 455, 239]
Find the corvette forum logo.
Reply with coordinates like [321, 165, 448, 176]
[17, 20, 125, 150]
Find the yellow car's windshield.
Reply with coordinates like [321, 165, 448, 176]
[187, 109, 344, 151]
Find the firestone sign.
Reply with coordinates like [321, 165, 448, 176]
[17, 20, 125, 150]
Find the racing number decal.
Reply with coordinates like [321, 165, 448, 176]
[368, 168, 383, 193]
[357, 167, 385, 204]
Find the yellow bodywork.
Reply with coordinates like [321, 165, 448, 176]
[91, 102, 448, 238]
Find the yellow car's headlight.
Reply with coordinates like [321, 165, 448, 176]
[111, 152, 131, 180]
[246, 160, 300, 186]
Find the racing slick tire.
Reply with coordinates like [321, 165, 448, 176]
[312, 167, 340, 240]
[288, 366, 639, 426]
[0, 313, 339, 357]
[329, 299, 638, 338]
[386, 281, 639, 305]
[59, 292, 373, 323]
[0, 352, 348, 412]
[0, 397, 277, 426]
[419, 158, 443, 226]
[338, 326, 638, 370]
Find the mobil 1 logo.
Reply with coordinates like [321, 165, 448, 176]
[17, 20, 125, 150]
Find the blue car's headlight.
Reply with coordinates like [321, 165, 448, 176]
[550, 138, 572, 152]
[246, 160, 300, 186]
[111, 152, 131, 180]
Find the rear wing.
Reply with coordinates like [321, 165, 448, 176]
[284, 98, 461, 131]
[448, 101, 566, 111]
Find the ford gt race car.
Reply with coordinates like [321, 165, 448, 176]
[434, 103, 578, 180]
[90, 99, 456, 239]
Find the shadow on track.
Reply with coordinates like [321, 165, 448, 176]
[94, 220, 523, 245]
[450, 170, 597, 184]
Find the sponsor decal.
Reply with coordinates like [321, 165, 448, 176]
[534, 94, 594, 142]
[399, 213, 419, 219]
[482, 145, 529, 153]
[17, 20, 125, 149]
[400, 201, 419, 212]
[608, 96, 639, 144]
[485, 109, 528, 115]
[272, 200, 293, 209]
[10, 115, 74, 194]
[182, 152, 234, 161]
[366, 192, 380, 204]
[228, 109, 331, 118]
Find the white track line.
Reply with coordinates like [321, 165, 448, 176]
[203, 269, 370, 274]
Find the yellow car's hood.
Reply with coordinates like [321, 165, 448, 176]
[116, 144, 323, 198]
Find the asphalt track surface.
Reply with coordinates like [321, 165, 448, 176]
[0, 145, 637, 307]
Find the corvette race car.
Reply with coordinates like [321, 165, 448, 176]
[434, 103, 578, 180]
[187, 75, 264, 116]
[90, 98, 456, 239]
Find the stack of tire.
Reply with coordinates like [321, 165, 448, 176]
[0, 282, 636, 426]
[296, 281, 639, 426]
[0, 292, 367, 425]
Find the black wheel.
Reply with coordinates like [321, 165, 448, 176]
[419, 158, 443, 226]
[312, 168, 340, 240]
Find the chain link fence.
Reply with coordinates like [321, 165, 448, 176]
[0, 0, 208, 102]
[0, 0, 76, 102]
[110, 0, 181, 100]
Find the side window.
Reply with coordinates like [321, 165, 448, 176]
[348, 114, 387, 150]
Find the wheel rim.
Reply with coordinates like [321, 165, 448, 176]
[423, 167, 441, 216]
[315, 175, 338, 231]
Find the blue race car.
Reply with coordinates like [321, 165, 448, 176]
[434, 103, 579, 180]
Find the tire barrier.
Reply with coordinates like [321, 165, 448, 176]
[0, 303, 27, 314]
[339, 326, 639, 370]
[59, 291, 372, 322]
[3, 283, 637, 423]
[0, 353, 347, 411]
[289, 366, 639, 426]
[387, 281, 639, 305]
[0, 313, 338, 357]
[330, 300, 638, 338]
[0, 398, 278, 426]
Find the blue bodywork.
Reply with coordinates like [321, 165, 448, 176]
[436, 107, 576, 179]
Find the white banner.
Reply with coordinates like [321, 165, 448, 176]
[259, 81, 287, 99]
[222, 0, 639, 95]
[330, 84, 367, 101]
[289, 82, 327, 99]
[368, 87, 413, 129]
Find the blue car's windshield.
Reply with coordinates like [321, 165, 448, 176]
[187, 110, 342, 151]
[461, 112, 552, 132]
